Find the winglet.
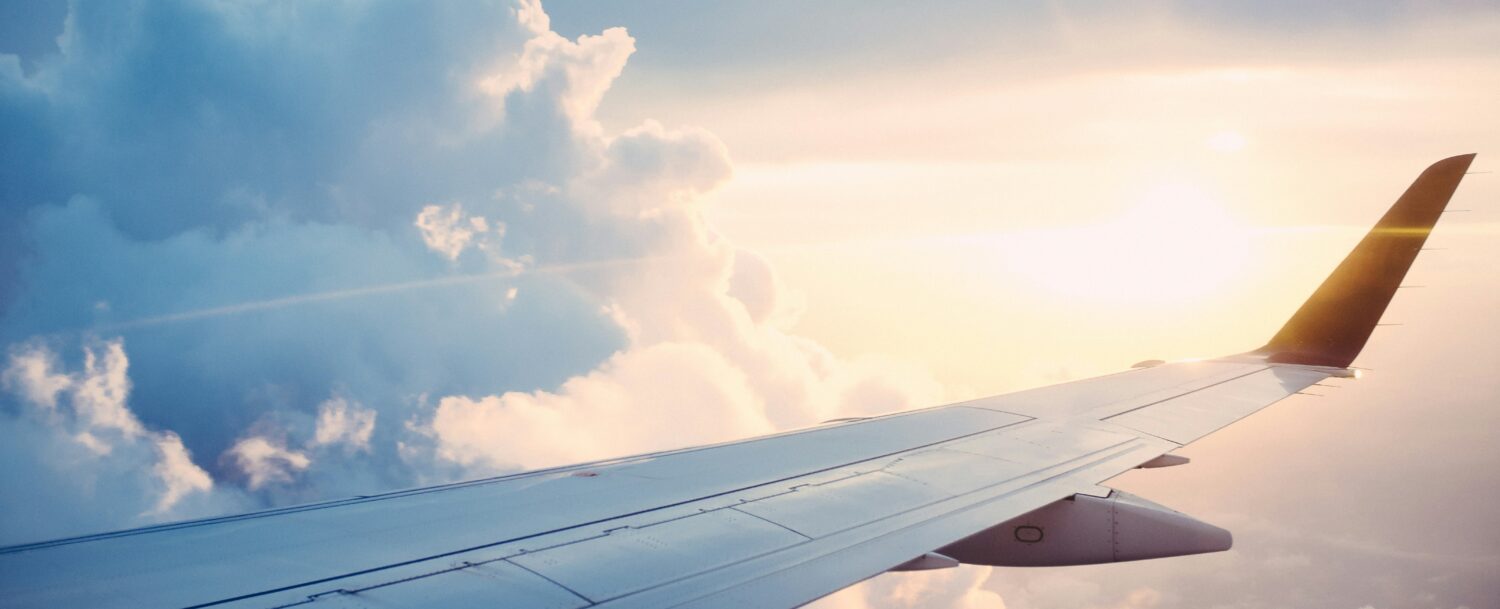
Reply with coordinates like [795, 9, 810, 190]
[1258, 154, 1476, 368]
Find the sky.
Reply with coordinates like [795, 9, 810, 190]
[1, 1, 1497, 608]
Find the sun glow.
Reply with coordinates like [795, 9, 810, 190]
[1206, 130, 1247, 153]
[996, 182, 1252, 305]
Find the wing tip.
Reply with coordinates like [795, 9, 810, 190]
[1429, 152, 1477, 174]
[1256, 153, 1475, 368]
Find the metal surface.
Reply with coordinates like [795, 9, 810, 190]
[939, 491, 1233, 567]
[1261, 153, 1473, 367]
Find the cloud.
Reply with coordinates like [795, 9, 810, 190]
[313, 397, 378, 452]
[583, 120, 735, 216]
[0, 0, 941, 546]
[152, 432, 214, 514]
[489, 23, 635, 125]
[414, 203, 499, 260]
[424, 342, 775, 472]
[811, 567, 1005, 609]
[2, 197, 627, 494]
[0, 340, 236, 543]
[68, 339, 141, 436]
[226, 435, 311, 491]
[0, 343, 71, 410]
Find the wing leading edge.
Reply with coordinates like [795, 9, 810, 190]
[0, 155, 1474, 609]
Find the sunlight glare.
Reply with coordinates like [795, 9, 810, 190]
[996, 182, 1252, 305]
[1207, 130, 1247, 153]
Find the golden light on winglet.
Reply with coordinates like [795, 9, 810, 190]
[1369, 226, 1434, 237]
[1258, 153, 1476, 368]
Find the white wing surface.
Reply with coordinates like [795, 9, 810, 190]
[0, 154, 1474, 609]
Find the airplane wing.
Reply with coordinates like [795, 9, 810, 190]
[0, 154, 1475, 609]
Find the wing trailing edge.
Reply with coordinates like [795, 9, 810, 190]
[1258, 153, 1476, 368]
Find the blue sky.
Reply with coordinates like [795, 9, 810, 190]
[2, 2, 1498, 607]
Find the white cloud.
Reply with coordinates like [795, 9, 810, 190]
[513, 0, 551, 35]
[0, 340, 221, 538]
[152, 433, 214, 515]
[401, 3, 944, 477]
[0, 0, 945, 556]
[70, 340, 143, 437]
[1, 344, 73, 411]
[415, 203, 499, 260]
[501, 26, 635, 124]
[227, 436, 311, 491]
[812, 567, 1004, 609]
[313, 397, 377, 452]
[3, 340, 142, 437]
[72, 431, 111, 455]
[583, 120, 735, 217]
[426, 342, 775, 471]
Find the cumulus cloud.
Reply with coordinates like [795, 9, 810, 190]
[68, 340, 141, 436]
[484, 22, 635, 125]
[313, 397, 378, 452]
[152, 433, 215, 514]
[415, 203, 497, 260]
[5, 340, 138, 444]
[0, 340, 231, 542]
[0, 345, 71, 410]
[583, 120, 735, 216]
[424, 342, 775, 471]
[227, 435, 311, 491]
[0, 0, 941, 546]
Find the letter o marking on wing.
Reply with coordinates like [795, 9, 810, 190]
[1014, 525, 1044, 543]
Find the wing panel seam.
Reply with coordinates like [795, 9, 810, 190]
[176, 415, 1038, 608]
[728, 507, 818, 541]
[1099, 365, 1269, 421]
[604, 440, 1154, 608]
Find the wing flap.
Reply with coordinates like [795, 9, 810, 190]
[292, 561, 588, 609]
